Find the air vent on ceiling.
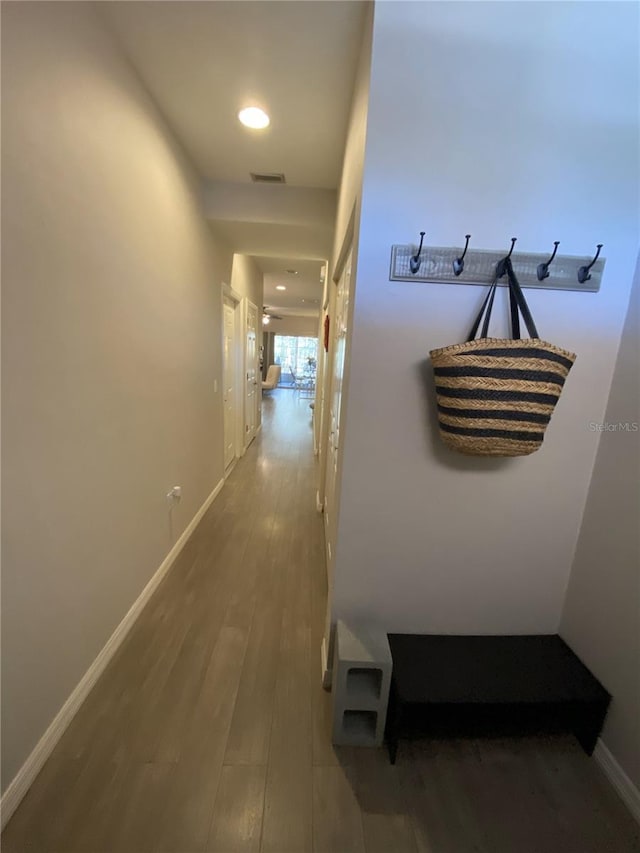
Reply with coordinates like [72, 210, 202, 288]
[250, 172, 286, 184]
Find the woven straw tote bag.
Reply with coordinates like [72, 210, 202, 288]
[430, 258, 576, 457]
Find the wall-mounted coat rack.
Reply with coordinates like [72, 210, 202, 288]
[390, 237, 605, 292]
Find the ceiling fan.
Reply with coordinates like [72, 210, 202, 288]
[262, 306, 283, 324]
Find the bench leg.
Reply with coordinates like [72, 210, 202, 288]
[574, 725, 599, 756]
[388, 734, 399, 765]
[573, 704, 608, 756]
[385, 687, 402, 764]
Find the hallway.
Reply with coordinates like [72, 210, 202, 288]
[3, 390, 640, 853]
[3, 389, 329, 852]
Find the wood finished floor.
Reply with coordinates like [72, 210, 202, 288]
[3, 388, 639, 853]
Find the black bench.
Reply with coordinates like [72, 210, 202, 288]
[385, 634, 611, 764]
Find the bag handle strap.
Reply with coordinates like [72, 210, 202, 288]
[467, 257, 539, 341]
[467, 275, 498, 341]
[504, 257, 539, 338]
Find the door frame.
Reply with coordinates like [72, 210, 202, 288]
[317, 204, 357, 513]
[313, 260, 330, 460]
[319, 203, 358, 688]
[243, 298, 260, 451]
[221, 284, 243, 471]
[322, 247, 352, 567]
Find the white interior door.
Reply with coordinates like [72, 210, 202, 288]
[223, 297, 238, 470]
[324, 249, 352, 561]
[245, 300, 258, 447]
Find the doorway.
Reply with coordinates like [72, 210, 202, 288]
[323, 247, 352, 565]
[273, 335, 318, 389]
[222, 290, 242, 472]
[244, 299, 259, 448]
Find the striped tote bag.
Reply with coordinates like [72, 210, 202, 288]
[430, 258, 576, 456]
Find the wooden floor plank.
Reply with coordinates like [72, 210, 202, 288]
[154, 627, 250, 853]
[260, 759, 313, 853]
[0, 755, 83, 853]
[312, 765, 366, 853]
[525, 736, 640, 853]
[207, 765, 267, 853]
[222, 591, 283, 767]
[53, 755, 131, 852]
[260, 518, 315, 853]
[349, 749, 417, 853]
[107, 762, 175, 853]
[154, 755, 222, 853]
[398, 740, 487, 853]
[3, 391, 639, 853]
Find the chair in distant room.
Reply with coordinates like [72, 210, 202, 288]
[299, 362, 316, 398]
[262, 364, 281, 392]
[289, 366, 303, 390]
[299, 373, 315, 398]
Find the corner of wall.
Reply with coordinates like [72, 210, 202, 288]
[558, 252, 640, 796]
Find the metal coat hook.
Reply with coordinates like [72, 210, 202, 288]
[495, 237, 517, 278]
[410, 231, 425, 274]
[537, 241, 560, 281]
[577, 244, 603, 284]
[453, 234, 471, 276]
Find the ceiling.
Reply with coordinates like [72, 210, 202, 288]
[207, 219, 332, 263]
[257, 257, 326, 318]
[102, 1, 366, 189]
[102, 1, 365, 319]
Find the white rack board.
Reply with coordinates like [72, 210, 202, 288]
[390, 245, 604, 292]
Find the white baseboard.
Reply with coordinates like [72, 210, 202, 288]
[594, 739, 640, 824]
[321, 637, 332, 690]
[0, 477, 224, 830]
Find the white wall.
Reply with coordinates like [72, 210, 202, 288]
[230, 254, 263, 431]
[203, 180, 336, 229]
[318, 3, 374, 671]
[331, 2, 639, 635]
[1, 2, 232, 792]
[560, 257, 640, 789]
[266, 316, 319, 338]
[204, 182, 336, 261]
[230, 253, 263, 309]
[329, 5, 373, 277]
[317, 1, 374, 513]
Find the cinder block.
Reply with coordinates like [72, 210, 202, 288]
[331, 621, 392, 747]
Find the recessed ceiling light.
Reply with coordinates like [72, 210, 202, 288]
[238, 107, 270, 129]
[276, 285, 286, 291]
[286, 269, 298, 275]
